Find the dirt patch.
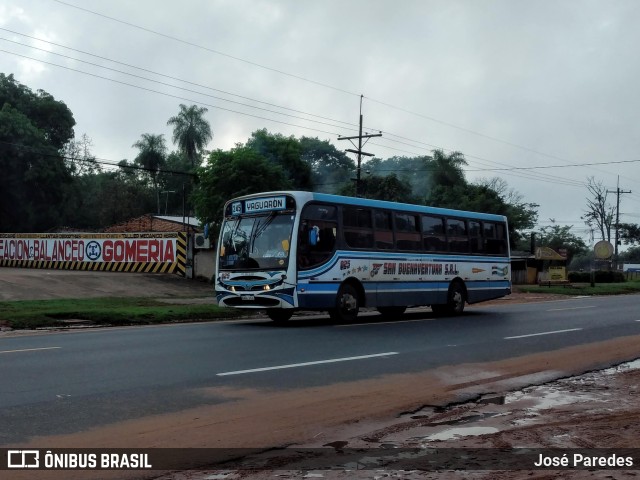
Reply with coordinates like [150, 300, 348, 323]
[6, 336, 640, 480]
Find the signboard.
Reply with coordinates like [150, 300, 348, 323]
[535, 246, 566, 261]
[244, 196, 286, 214]
[594, 241, 614, 260]
[0, 233, 187, 275]
[548, 266, 567, 281]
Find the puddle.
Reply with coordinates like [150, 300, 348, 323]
[424, 426, 499, 441]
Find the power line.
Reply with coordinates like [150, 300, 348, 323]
[49, 0, 629, 183]
[51, 0, 361, 98]
[1, 32, 599, 190]
[0, 28, 360, 131]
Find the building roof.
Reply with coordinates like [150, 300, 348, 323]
[153, 215, 201, 228]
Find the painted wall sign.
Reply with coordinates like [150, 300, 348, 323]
[0, 233, 187, 275]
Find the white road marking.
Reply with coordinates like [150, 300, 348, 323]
[0, 346, 61, 354]
[505, 328, 582, 340]
[217, 352, 399, 376]
[547, 306, 596, 312]
[337, 318, 430, 327]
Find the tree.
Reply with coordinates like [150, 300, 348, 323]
[132, 133, 167, 214]
[193, 146, 291, 235]
[62, 133, 101, 176]
[246, 129, 312, 189]
[428, 149, 467, 188]
[582, 177, 614, 243]
[299, 136, 355, 193]
[338, 173, 416, 203]
[619, 223, 640, 245]
[0, 74, 76, 232]
[536, 221, 589, 265]
[425, 180, 538, 246]
[166, 104, 212, 169]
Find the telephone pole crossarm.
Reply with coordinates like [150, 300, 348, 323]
[337, 96, 382, 197]
[606, 176, 632, 269]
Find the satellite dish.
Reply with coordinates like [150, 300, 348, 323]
[594, 240, 614, 259]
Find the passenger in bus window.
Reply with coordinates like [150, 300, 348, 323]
[264, 236, 288, 258]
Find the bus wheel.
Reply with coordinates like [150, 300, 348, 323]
[377, 306, 407, 318]
[432, 281, 466, 316]
[329, 283, 360, 323]
[267, 309, 294, 324]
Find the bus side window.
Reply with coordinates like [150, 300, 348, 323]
[484, 222, 507, 255]
[422, 215, 446, 252]
[469, 220, 483, 254]
[447, 218, 469, 253]
[343, 207, 374, 249]
[298, 204, 338, 269]
[373, 210, 393, 250]
[394, 213, 421, 251]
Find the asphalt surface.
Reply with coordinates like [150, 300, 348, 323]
[2, 292, 640, 445]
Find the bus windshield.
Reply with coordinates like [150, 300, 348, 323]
[218, 212, 295, 270]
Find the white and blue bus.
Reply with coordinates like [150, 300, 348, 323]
[215, 191, 511, 323]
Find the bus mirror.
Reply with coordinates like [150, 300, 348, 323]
[309, 226, 320, 246]
[281, 239, 290, 252]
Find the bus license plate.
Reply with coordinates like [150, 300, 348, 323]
[242, 295, 255, 301]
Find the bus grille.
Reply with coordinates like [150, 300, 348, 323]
[225, 297, 280, 307]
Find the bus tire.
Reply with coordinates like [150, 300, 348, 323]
[267, 309, 294, 324]
[377, 306, 407, 318]
[329, 283, 360, 323]
[432, 281, 466, 316]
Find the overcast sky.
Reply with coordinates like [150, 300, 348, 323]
[2, 0, 640, 241]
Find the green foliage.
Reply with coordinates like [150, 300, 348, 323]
[193, 146, 291, 232]
[567, 270, 626, 283]
[167, 104, 212, 168]
[299, 136, 355, 193]
[535, 222, 589, 264]
[246, 129, 312, 189]
[518, 280, 640, 296]
[428, 149, 467, 187]
[620, 246, 640, 262]
[0, 73, 75, 150]
[0, 101, 73, 231]
[619, 223, 640, 245]
[338, 173, 416, 203]
[0, 297, 243, 330]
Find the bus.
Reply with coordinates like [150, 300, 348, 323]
[215, 191, 511, 323]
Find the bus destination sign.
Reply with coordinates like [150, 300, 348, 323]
[242, 196, 287, 214]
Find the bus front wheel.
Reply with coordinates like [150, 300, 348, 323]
[267, 309, 294, 324]
[432, 281, 466, 316]
[329, 283, 360, 323]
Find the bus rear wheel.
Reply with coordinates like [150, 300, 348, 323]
[377, 306, 407, 318]
[266, 309, 294, 324]
[432, 281, 466, 316]
[329, 283, 360, 323]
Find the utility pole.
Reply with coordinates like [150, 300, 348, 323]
[607, 176, 632, 270]
[338, 95, 381, 197]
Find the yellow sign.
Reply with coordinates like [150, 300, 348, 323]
[549, 266, 567, 281]
[535, 246, 566, 260]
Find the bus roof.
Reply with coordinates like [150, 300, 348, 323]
[226, 191, 508, 222]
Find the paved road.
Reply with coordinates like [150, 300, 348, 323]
[1, 294, 639, 445]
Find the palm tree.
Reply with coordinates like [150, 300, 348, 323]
[132, 133, 167, 214]
[167, 104, 213, 168]
[430, 149, 467, 187]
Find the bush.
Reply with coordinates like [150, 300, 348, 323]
[568, 270, 626, 283]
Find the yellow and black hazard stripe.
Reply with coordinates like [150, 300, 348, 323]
[0, 234, 188, 276]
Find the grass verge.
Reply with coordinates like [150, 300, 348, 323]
[0, 297, 245, 330]
[517, 280, 640, 296]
